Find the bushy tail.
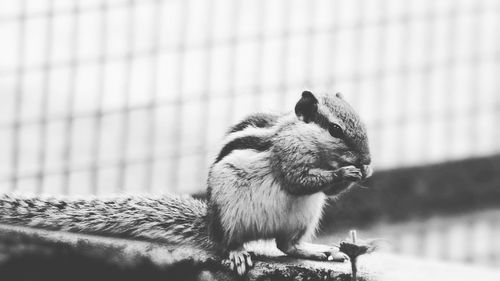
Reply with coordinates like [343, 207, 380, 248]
[0, 193, 215, 250]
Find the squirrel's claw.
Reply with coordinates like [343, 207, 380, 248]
[337, 165, 362, 181]
[244, 251, 253, 267]
[224, 249, 254, 276]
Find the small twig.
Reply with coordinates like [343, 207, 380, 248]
[350, 230, 357, 281]
[339, 230, 380, 281]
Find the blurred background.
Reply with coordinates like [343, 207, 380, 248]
[0, 0, 499, 270]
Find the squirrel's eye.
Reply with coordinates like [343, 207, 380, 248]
[328, 124, 344, 138]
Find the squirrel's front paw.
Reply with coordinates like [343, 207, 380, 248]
[336, 165, 362, 181]
[222, 249, 254, 276]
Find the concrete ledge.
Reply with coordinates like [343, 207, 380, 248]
[1, 224, 500, 281]
[0, 224, 356, 281]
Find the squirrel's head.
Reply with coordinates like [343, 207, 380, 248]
[295, 91, 372, 177]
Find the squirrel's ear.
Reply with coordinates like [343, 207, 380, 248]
[335, 92, 344, 99]
[295, 91, 318, 123]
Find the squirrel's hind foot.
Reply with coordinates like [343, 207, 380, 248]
[278, 242, 349, 262]
[222, 249, 254, 276]
[325, 251, 349, 262]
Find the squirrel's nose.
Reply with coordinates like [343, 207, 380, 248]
[361, 165, 373, 178]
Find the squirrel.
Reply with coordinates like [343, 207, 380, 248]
[0, 91, 372, 276]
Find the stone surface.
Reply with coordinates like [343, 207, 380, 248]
[1, 224, 499, 281]
[0, 224, 355, 281]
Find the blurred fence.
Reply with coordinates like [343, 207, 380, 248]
[1, 0, 499, 195]
[364, 209, 500, 267]
[316, 208, 500, 267]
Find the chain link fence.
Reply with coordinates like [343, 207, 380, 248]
[1, 0, 498, 195]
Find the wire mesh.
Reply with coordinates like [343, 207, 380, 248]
[0, 0, 499, 193]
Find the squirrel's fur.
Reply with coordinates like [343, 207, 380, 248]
[0, 91, 372, 275]
[206, 92, 371, 253]
[0, 193, 215, 250]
